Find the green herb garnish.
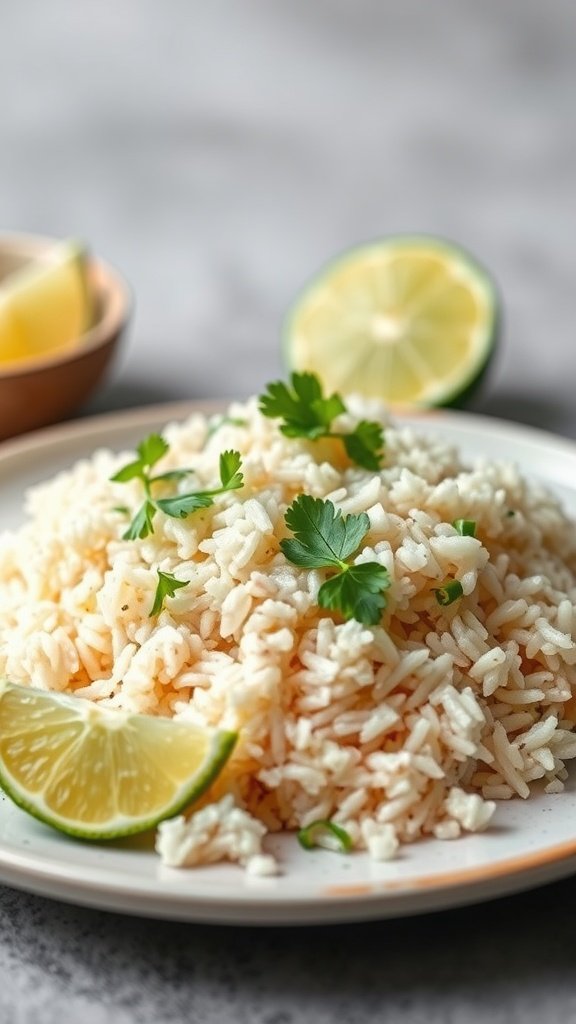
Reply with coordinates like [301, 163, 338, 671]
[111, 434, 169, 483]
[433, 579, 464, 606]
[281, 495, 390, 626]
[452, 519, 476, 537]
[207, 415, 248, 438]
[112, 435, 244, 539]
[124, 500, 157, 541]
[259, 372, 384, 471]
[150, 570, 188, 616]
[297, 819, 353, 853]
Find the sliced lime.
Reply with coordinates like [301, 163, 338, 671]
[0, 680, 236, 839]
[285, 236, 499, 407]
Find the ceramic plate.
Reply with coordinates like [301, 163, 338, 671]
[1, 403, 576, 925]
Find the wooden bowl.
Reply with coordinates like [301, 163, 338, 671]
[0, 234, 131, 440]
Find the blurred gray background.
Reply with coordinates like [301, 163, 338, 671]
[3, 4, 576, 1024]
[2, 0, 576, 433]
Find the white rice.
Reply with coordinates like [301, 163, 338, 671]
[2, 395, 576, 870]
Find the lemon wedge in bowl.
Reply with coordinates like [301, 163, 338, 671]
[0, 240, 92, 366]
[0, 680, 237, 840]
[285, 236, 499, 408]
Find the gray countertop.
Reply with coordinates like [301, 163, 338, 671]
[2, 1, 576, 1021]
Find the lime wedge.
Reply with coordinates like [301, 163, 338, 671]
[0, 241, 92, 366]
[0, 680, 237, 839]
[285, 236, 499, 407]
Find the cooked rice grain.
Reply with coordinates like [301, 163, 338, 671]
[2, 397, 576, 868]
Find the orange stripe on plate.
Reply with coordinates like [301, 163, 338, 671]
[323, 836, 576, 898]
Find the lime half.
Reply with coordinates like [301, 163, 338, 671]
[0, 680, 237, 840]
[285, 236, 499, 407]
[0, 241, 92, 366]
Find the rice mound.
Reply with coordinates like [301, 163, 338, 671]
[2, 396, 576, 867]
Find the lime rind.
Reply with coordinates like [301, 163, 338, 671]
[0, 680, 237, 841]
[284, 234, 500, 409]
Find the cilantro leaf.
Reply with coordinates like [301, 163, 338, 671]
[150, 469, 195, 484]
[318, 563, 390, 626]
[111, 459, 146, 483]
[137, 433, 169, 469]
[219, 450, 244, 490]
[282, 496, 369, 568]
[124, 501, 156, 540]
[290, 370, 323, 407]
[279, 538, 329, 569]
[112, 433, 169, 483]
[259, 373, 345, 439]
[156, 493, 214, 518]
[281, 495, 390, 626]
[341, 420, 384, 472]
[291, 372, 346, 429]
[150, 570, 188, 616]
[259, 372, 384, 469]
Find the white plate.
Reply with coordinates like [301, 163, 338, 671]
[2, 403, 576, 925]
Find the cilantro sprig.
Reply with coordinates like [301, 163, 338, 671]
[111, 434, 243, 540]
[259, 372, 384, 471]
[281, 495, 390, 626]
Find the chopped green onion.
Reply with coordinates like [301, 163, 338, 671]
[297, 819, 353, 853]
[505, 509, 516, 518]
[433, 579, 464, 607]
[452, 519, 476, 537]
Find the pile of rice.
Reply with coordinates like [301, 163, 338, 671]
[2, 395, 576, 872]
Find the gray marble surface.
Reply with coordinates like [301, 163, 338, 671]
[1, 1, 576, 1021]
